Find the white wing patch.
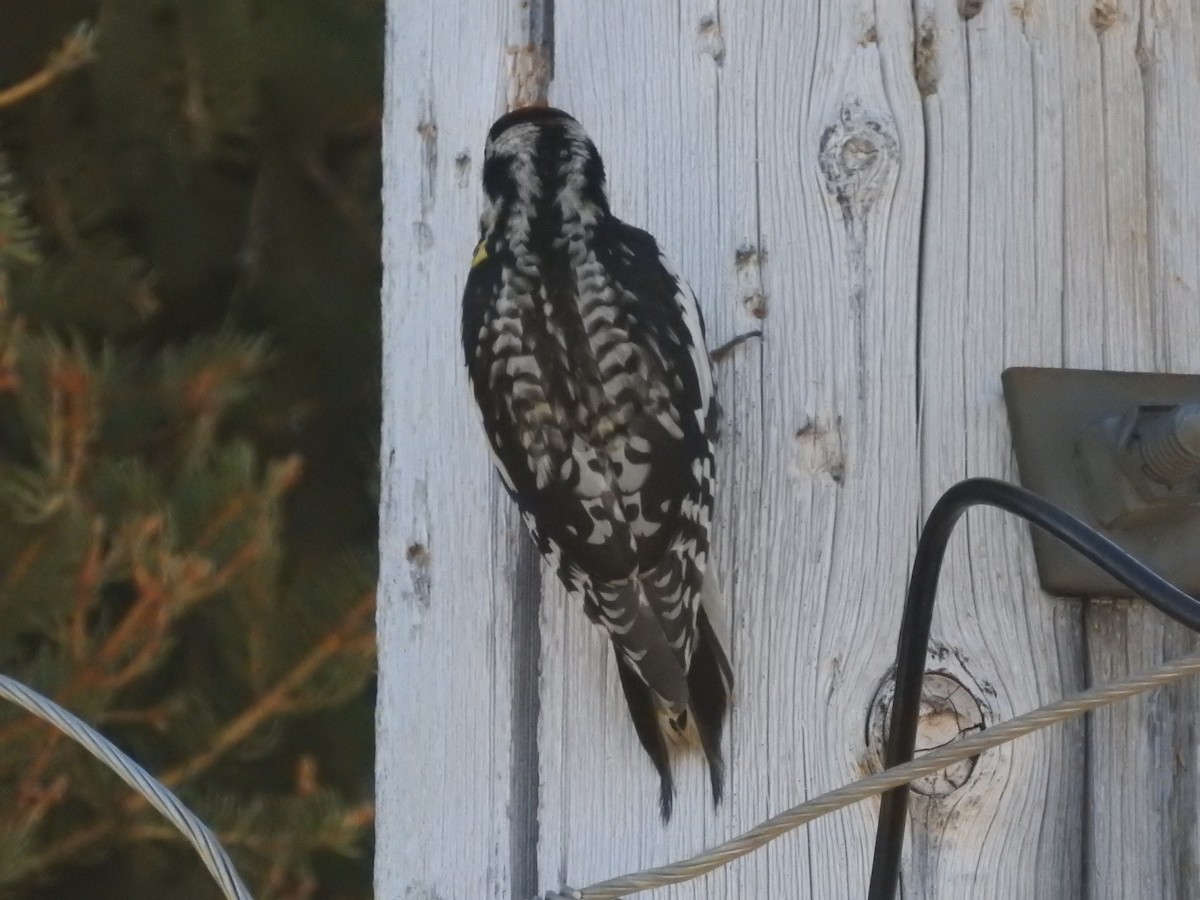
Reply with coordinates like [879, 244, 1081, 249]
[656, 252, 715, 432]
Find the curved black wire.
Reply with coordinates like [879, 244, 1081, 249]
[867, 477, 1200, 900]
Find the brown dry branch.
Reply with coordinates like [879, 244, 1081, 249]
[340, 801, 375, 830]
[97, 704, 173, 729]
[15, 732, 67, 812]
[180, 358, 262, 459]
[0, 511, 268, 749]
[16, 774, 69, 829]
[195, 490, 254, 549]
[0, 534, 80, 752]
[95, 606, 171, 694]
[0, 455, 291, 753]
[0, 25, 96, 110]
[192, 456, 301, 554]
[69, 516, 107, 663]
[90, 518, 174, 688]
[13, 524, 107, 799]
[295, 755, 319, 797]
[125, 821, 362, 855]
[4, 595, 376, 883]
[5, 820, 116, 881]
[259, 858, 295, 899]
[88, 496, 273, 694]
[126, 800, 374, 857]
[153, 590, 375, 791]
[1, 533, 49, 598]
[273, 869, 319, 900]
[49, 353, 95, 491]
[0, 305, 22, 394]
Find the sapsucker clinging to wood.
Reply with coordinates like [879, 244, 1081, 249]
[462, 106, 733, 821]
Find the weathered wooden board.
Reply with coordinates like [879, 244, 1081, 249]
[378, 4, 536, 899]
[380, 0, 1200, 897]
[1081, 1, 1200, 897]
[909, 1, 1092, 896]
[541, 1, 929, 896]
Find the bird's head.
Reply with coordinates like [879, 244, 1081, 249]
[480, 106, 609, 217]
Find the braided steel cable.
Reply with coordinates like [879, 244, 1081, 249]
[546, 650, 1200, 899]
[0, 674, 254, 900]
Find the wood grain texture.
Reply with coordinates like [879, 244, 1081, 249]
[377, 3, 532, 899]
[911, 1, 1091, 896]
[1083, 2, 1200, 898]
[536, 9, 729, 895]
[542, 1, 926, 895]
[380, 0, 1200, 896]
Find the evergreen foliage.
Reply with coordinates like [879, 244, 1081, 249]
[0, 3, 381, 896]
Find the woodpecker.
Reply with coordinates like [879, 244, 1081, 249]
[462, 106, 732, 820]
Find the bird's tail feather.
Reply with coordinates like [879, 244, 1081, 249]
[688, 604, 733, 805]
[612, 569, 733, 821]
[614, 647, 675, 821]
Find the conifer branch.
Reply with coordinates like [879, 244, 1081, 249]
[0, 25, 96, 110]
[123, 805, 374, 854]
[12, 798, 371, 887]
[1, 593, 376, 883]
[15, 735, 67, 814]
[3, 822, 114, 881]
[152, 591, 375, 791]
[1, 535, 49, 598]
[70, 518, 106, 663]
[0, 16, 379, 888]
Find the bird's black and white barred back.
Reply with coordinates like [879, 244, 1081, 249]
[461, 106, 732, 820]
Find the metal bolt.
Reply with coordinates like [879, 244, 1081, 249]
[1138, 405, 1200, 487]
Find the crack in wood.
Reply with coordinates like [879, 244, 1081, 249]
[507, 6, 551, 895]
[915, 16, 938, 97]
[509, 530, 542, 900]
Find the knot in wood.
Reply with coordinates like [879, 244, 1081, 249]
[867, 668, 987, 798]
[792, 415, 845, 484]
[959, 0, 985, 20]
[696, 14, 726, 66]
[405, 541, 432, 610]
[734, 243, 768, 319]
[818, 102, 899, 223]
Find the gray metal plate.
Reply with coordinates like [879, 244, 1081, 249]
[1002, 366, 1200, 597]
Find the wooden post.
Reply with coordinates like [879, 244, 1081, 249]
[380, 1, 1200, 897]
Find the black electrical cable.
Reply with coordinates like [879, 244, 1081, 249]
[866, 477, 1200, 900]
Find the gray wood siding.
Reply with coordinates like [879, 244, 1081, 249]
[379, 1, 1200, 897]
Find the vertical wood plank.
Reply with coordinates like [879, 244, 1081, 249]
[1084, 2, 1200, 897]
[539, 1, 927, 895]
[536, 10, 726, 895]
[911, 0, 1089, 895]
[747, 1, 928, 895]
[378, 4, 529, 898]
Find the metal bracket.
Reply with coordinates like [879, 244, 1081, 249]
[1002, 367, 1200, 597]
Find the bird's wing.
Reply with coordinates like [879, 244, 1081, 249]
[461, 220, 717, 680]
[462, 247, 639, 585]
[600, 221, 718, 666]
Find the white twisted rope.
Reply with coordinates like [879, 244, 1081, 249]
[0, 674, 254, 900]
[547, 650, 1200, 899]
